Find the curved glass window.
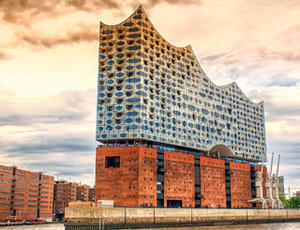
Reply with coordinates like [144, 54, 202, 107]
[128, 58, 141, 63]
[116, 53, 124, 58]
[116, 72, 124, 77]
[126, 78, 141, 83]
[107, 79, 114, 84]
[125, 84, 133, 90]
[102, 30, 113, 34]
[98, 93, 105, 98]
[127, 111, 138, 116]
[137, 71, 147, 77]
[128, 33, 141, 38]
[123, 22, 133, 26]
[115, 92, 123, 97]
[173, 110, 180, 116]
[107, 60, 114, 65]
[202, 109, 209, 115]
[199, 92, 206, 98]
[126, 98, 140, 103]
[106, 126, 113, 131]
[216, 105, 223, 111]
[128, 45, 141, 50]
[126, 65, 134, 71]
[141, 126, 148, 130]
[124, 118, 133, 123]
[126, 125, 138, 130]
[188, 105, 195, 111]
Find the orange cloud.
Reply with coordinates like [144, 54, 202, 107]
[18, 26, 98, 48]
[0, 51, 12, 61]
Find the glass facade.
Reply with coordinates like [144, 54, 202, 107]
[96, 6, 266, 161]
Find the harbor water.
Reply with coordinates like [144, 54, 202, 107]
[1, 222, 300, 229]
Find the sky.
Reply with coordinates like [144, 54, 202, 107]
[0, 0, 300, 194]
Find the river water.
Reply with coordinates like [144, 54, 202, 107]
[0, 222, 300, 229]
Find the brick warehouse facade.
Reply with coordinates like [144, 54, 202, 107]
[95, 146, 157, 207]
[199, 157, 226, 208]
[0, 165, 54, 222]
[95, 146, 266, 208]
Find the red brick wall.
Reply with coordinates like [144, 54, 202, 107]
[54, 182, 77, 214]
[0, 165, 54, 221]
[200, 157, 226, 208]
[38, 174, 54, 219]
[164, 151, 195, 208]
[95, 146, 157, 207]
[230, 162, 252, 208]
[0, 165, 13, 221]
[137, 147, 157, 207]
[13, 169, 39, 221]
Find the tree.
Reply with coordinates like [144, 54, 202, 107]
[280, 196, 300, 208]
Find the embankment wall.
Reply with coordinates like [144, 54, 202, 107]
[64, 207, 300, 229]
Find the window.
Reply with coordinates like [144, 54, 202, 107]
[105, 156, 120, 168]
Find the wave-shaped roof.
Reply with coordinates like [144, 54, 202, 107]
[100, 5, 262, 106]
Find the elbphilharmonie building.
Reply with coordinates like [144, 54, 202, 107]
[96, 6, 266, 161]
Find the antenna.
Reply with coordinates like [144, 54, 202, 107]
[269, 152, 274, 175]
[276, 154, 281, 176]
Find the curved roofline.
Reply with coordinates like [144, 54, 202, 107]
[100, 5, 263, 106]
[99, 5, 144, 27]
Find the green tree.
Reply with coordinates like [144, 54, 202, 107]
[280, 196, 300, 208]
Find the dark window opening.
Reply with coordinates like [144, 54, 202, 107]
[105, 156, 120, 168]
[167, 200, 182, 208]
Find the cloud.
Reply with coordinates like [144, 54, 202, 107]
[258, 48, 300, 63]
[0, 0, 120, 24]
[0, 89, 96, 126]
[4, 136, 95, 156]
[0, 88, 96, 185]
[17, 26, 98, 49]
[0, 51, 12, 61]
[141, 0, 201, 8]
[267, 142, 300, 189]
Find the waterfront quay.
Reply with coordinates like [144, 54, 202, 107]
[64, 207, 300, 229]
